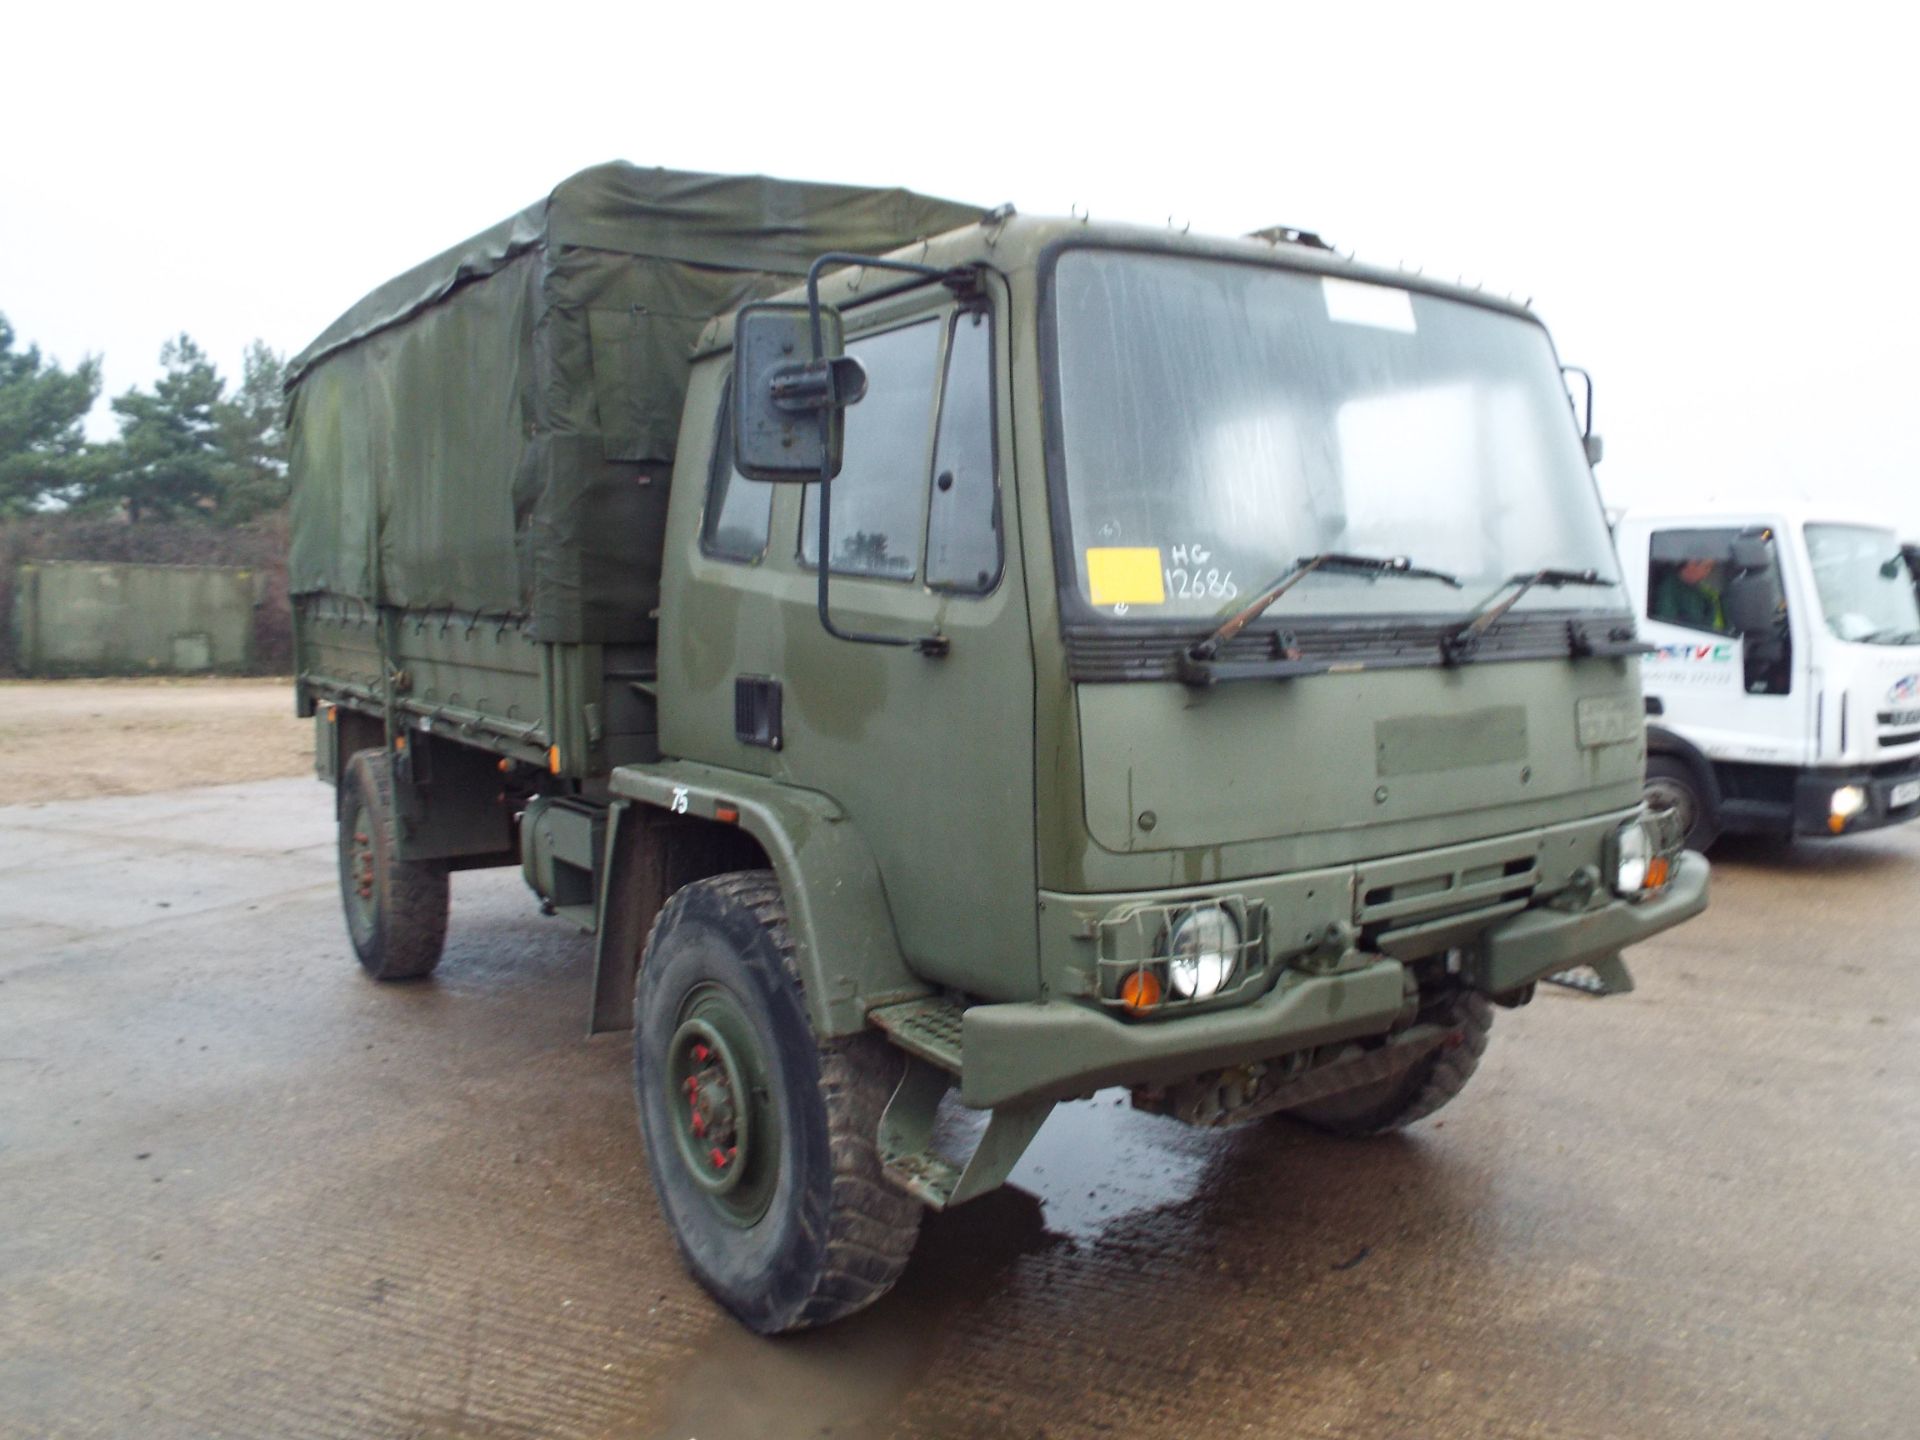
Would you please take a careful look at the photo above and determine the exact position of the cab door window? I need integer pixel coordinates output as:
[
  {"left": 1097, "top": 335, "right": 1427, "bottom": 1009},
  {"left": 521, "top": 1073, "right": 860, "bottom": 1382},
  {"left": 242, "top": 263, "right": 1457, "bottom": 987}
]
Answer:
[
  {"left": 1648, "top": 526, "right": 1792, "bottom": 695},
  {"left": 800, "top": 319, "right": 944, "bottom": 579}
]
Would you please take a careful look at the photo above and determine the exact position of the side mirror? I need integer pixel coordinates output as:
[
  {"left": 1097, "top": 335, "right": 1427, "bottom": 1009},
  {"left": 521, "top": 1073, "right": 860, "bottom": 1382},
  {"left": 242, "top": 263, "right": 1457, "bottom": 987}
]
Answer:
[
  {"left": 1584, "top": 433, "right": 1605, "bottom": 466},
  {"left": 731, "top": 303, "right": 866, "bottom": 482},
  {"left": 1723, "top": 575, "right": 1777, "bottom": 636}
]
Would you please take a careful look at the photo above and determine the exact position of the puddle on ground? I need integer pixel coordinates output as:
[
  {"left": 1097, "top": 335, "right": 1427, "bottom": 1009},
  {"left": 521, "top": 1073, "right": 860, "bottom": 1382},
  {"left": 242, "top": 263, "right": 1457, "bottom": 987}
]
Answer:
[
  {"left": 638, "top": 1092, "right": 1231, "bottom": 1439},
  {"left": 1007, "top": 1089, "right": 1227, "bottom": 1241}
]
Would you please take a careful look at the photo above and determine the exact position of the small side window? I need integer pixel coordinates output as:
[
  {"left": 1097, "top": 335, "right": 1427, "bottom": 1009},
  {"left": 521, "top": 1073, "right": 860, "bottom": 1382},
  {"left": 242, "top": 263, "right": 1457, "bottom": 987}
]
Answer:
[
  {"left": 701, "top": 400, "right": 773, "bottom": 563},
  {"left": 926, "top": 309, "right": 1001, "bottom": 593},
  {"left": 801, "top": 319, "right": 943, "bottom": 580}
]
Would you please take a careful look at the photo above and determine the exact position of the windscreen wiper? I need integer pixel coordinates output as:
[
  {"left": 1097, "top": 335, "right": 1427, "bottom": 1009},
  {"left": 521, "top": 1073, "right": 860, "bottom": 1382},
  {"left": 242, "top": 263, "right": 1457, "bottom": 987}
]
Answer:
[
  {"left": 1189, "top": 552, "right": 1464, "bottom": 663},
  {"left": 1442, "top": 567, "right": 1614, "bottom": 663}
]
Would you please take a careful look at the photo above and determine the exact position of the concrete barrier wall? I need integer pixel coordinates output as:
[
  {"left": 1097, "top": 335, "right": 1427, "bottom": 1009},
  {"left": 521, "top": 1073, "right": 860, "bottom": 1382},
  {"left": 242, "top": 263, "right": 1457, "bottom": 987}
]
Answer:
[{"left": 13, "top": 561, "right": 258, "bottom": 675}]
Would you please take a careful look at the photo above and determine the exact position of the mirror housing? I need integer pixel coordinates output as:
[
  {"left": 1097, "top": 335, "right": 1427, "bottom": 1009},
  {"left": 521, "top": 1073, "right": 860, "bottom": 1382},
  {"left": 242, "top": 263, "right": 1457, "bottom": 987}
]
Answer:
[
  {"left": 731, "top": 302, "right": 866, "bottom": 482},
  {"left": 1584, "top": 433, "right": 1605, "bottom": 466},
  {"left": 1731, "top": 535, "right": 1775, "bottom": 572},
  {"left": 1723, "top": 575, "right": 1777, "bottom": 636}
]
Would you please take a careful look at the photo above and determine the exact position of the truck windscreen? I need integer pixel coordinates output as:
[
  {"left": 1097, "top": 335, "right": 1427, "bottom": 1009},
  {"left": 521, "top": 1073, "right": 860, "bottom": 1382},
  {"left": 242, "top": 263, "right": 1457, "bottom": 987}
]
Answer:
[
  {"left": 1050, "top": 250, "right": 1620, "bottom": 622},
  {"left": 1805, "top": 523, "right": 1920, "bottom": 644}
]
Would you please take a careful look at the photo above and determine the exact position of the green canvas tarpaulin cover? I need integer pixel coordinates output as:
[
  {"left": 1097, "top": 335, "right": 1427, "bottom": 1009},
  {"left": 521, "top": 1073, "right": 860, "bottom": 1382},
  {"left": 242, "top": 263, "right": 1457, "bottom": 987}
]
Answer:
[{"left": 287, "top": 163, "right": 981, "bottom": 641}]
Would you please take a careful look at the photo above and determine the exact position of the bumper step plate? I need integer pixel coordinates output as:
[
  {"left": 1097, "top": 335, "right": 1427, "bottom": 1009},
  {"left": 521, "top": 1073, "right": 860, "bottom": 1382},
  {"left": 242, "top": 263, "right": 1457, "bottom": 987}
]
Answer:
[{"left": 870, "top": 996, "right": 965, "bottom": 1073}]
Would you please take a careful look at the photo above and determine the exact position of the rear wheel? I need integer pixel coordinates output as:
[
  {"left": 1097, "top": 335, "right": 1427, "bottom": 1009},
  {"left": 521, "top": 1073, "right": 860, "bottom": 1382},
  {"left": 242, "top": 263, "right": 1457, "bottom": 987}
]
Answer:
[
  {"left": 634, "top": 871, "right": 921, "bottom": 1334},
  {"left": 1644, "top": 752, "right": 1719, "bottom": 851},
  {"left": 1287, "top": 991, "right": 1494, "bottom": 1136},
  {"left": 338, "top": 749, "right": 449, "bottom": 980}
]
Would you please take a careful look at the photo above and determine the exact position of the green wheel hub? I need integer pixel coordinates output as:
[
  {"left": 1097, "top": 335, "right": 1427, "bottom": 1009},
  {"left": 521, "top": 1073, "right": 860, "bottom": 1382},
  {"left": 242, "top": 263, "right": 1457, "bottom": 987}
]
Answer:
[{"left": 663, "top": 985, "right": 780, "bottom": 1226}]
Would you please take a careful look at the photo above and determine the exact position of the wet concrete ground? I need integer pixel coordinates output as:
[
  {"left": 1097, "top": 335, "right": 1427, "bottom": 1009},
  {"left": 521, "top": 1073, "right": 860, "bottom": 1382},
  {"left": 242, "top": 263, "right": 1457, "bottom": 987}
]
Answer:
[{"left": 2, "top": 779, "right": 1916, "bottom": 1438}]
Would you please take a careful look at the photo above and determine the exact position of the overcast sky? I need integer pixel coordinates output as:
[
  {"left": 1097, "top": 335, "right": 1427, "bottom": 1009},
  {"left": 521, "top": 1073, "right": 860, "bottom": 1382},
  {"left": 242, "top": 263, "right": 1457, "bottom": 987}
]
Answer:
[{"left": 5, "top": 2, "right": 1914, "bottom": 532}]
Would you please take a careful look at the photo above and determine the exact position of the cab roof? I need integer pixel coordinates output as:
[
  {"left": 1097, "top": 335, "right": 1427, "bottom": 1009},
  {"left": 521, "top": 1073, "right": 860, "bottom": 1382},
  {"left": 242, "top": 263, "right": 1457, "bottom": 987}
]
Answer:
[
  {"left": 1615, "top": 503, "right": 1907, "bottom": 534},
  {"left": 693, "top": 211, "right": 1541, "bottom": 356}
]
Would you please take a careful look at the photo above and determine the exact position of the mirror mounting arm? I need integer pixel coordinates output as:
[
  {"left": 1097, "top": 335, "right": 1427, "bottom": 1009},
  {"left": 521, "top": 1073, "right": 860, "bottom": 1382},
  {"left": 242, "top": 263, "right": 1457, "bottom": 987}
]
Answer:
[
  {"left": 800, "top": 252, "right": 976, "bottom": 658},
  {"left": 1561, "top": 364, "right": 1604, "bottom": 465},
  {"left": 769, "top": 354, "right": 868, "bottom": 414}
]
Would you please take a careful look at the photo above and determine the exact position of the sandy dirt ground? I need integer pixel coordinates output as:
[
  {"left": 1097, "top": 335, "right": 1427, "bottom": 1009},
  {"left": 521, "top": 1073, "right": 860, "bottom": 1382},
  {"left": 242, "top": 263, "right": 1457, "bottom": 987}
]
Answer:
[
  {"left": 1, "top": 767, "right": 1917, "bottom": 1437},
  {"left": 0, "top": 679, "right": 310, "bottom": 805}
]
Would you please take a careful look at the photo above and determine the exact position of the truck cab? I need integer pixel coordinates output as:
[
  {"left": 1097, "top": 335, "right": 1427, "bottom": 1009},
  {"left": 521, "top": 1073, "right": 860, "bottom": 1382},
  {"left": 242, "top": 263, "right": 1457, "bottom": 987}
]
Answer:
[{"left": 1614, "top": 506, "right": 1920, "bottom": 845}]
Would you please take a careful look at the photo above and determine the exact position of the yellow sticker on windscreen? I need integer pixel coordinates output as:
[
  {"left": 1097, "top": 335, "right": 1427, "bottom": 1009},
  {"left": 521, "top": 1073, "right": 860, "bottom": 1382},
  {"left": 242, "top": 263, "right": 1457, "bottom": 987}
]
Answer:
[{"left": 1086, "top": 547, "right": 1166, "bottom": 606}]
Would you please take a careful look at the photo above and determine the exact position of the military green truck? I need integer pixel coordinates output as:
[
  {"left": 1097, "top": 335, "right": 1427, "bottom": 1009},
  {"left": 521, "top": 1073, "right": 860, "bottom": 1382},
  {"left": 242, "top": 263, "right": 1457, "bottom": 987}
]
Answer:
[{"left": 289, "top": 162, "right": 1709, "bottom": 1334}]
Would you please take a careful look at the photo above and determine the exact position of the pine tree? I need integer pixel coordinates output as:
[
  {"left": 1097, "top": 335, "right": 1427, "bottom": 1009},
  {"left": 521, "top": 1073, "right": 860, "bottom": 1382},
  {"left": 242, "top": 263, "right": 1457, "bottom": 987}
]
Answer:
[
  {"left": 214, "top": 341, "right": 290, "bottom": 523},
  {"left": 0, "top": 312, "right": 102, "bottom": 516},
  {"left": 95, "top": 335, "right": 235, "bottom": 523}
]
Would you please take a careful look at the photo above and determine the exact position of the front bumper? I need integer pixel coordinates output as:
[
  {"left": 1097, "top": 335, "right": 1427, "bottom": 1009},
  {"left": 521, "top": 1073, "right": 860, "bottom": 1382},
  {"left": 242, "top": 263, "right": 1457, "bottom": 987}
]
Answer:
[
  {"left": 960, "top": 852, "right": 1709, "bottom": 1109},
  {"left": 1792, "top": 759, "right": 1920, "bottom": 837},
  {"left": 1473, "top": 850, "right": 1709, "bottom": 994}
]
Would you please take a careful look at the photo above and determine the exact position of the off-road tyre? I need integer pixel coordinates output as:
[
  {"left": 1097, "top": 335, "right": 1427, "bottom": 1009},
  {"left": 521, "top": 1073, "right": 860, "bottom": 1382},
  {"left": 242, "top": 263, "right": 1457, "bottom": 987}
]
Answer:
[
  {"left": 338, "top": 749, "right": 449, "bottom": 981},
  {"left": 1288, "top": 991, "right": 1494, "bottom": 1137},
  {"left": 633, "top": 870, "right": 921, "bottom": 1334},
  {"left": 1644, "top": 752, "right": 1720, "bottom": 851}
]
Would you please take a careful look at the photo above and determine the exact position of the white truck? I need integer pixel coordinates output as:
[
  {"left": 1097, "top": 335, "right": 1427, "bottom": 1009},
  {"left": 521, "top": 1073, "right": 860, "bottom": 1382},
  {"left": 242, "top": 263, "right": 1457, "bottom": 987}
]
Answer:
[{"left": 1613, "top": 505, "right": 1920, "bottom": 847}]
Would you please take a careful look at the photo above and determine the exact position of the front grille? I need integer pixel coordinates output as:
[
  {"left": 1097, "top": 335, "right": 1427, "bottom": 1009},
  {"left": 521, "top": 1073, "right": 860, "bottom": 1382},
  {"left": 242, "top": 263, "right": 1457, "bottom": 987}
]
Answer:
[{"left": 1357, "top": 852, "right": 1541, "bottom": 939}]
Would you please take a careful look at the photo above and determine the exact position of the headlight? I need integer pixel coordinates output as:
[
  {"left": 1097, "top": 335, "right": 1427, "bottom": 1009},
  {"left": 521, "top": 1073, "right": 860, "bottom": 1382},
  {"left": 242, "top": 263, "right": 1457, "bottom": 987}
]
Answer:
[
  {"left": 1611, "top": 817, "right": 1672, "bottom": 898},
  {"left": 1830, "top": 785, "right": 1867, "bottom": 829},
  {"left": 1167, "top": 905, "right": 1240, "bottom": 999}
]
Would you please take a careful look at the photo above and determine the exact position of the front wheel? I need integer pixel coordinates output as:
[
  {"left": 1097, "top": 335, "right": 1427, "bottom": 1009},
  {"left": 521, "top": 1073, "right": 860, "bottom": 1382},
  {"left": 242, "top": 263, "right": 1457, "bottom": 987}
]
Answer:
[
  {"left": 1644, "top": 752, "right": 1719, "bottom": 851},
  {"left": 1287, "top": 991, "right": 1494, "bottom": 1136},
  {"left": 633, "top": 871, "right": 921, "bottom": 1334}
]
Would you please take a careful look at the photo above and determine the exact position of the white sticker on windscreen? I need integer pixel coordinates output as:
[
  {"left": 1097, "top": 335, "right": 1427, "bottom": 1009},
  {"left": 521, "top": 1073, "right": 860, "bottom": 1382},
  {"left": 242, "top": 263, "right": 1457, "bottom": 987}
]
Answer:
[{"left": 1322, "top": 277, "right": 1417, "bottom": 333}]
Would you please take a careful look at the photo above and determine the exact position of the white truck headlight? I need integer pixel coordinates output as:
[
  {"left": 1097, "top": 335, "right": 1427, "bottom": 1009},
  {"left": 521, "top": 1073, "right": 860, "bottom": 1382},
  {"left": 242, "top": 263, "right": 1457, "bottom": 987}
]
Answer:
[
  {"left": 1829, "top": 785, "right": 1867, "bottom": 826},
  {"left": 1167, "top": 905, "right": 1240, "bottom": 999}
]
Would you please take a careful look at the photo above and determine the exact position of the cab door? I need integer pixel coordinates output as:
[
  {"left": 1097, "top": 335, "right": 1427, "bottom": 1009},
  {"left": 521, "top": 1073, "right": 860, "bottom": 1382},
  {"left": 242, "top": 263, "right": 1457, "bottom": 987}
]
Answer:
[
  {"left": 664, "top": 278, "right": 1040, "bottom": 1003},
  {"left": 1639, "top": 523, "right": 1812, "bottom": 765}
]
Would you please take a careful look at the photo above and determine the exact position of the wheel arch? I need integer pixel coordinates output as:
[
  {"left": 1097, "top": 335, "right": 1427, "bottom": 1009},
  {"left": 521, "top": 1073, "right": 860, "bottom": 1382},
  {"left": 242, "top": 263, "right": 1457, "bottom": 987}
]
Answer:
[
  {"left": 1644, "top": 724, "right": 1723, "bottom": 810},
  {"left": 593, "top": 764, "right": 928, "bottom": 1038}
]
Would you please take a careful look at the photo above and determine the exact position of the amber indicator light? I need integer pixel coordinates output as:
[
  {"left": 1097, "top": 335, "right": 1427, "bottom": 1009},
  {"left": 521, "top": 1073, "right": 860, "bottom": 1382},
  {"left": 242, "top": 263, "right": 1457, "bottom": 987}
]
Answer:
[{"left": 1120, "top": 970, "right": 1163, "bottom": 1014}]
